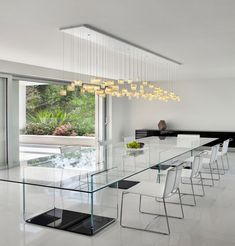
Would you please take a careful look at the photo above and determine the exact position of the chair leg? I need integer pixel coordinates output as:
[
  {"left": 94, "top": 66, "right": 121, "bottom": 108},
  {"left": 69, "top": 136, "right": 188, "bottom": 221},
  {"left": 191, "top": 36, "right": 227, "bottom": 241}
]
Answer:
[
  {"left": 208, "top": 163, "right": 215, "bottom": 185},
  {"left": 190, "top": 178, "right": 196, "bottom": 206},
  {"left": 203, "top": 161, "right": 225, "bottom": 175},
  {"left": 120, "top": 191, "right": 125, "bottom": 227},
  {"left": 143, "top": 195, "right": 184, "bottom": 218},
  {"left": 219, "top": 155, "right": 228, "bottom": 171},
  {"left": 206, "top": 161, "right": 220, "bottom": 180},
  {"left": 220, "top": 156, "right": 226, "bottom": 174},
  {"left": 181, "top": 177, "right": 212, "bottom": 188},
  {"left": 177, "top": 188, "right": 184, "bottom": 218},
  {"left": 139, "top": 195, "right": 142, "bottom": 213},
  {"left": 199, "top": 172, "right": 205, "bottom": 196},
  {"left": 202, "top": 160, "right": 221, "bottom": 182},
  {"left": 226, "top": 153, "right": 230, "bottom": 170},
  {"left": 162, "top": 198, "right": 170, "bottom": 235},
  {"left": 121, "top": 192, "right": 171, "bottom": 235},
  {"left": 215, "top": 160, "right": 221, "bottom": 179}
]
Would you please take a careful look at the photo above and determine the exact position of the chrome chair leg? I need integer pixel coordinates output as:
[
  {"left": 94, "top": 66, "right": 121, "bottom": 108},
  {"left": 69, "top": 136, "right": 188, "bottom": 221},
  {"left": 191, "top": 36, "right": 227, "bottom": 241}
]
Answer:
[
  {"left": 213, "top": 160, "right": 221, "bottom": 179},
  {"left": 174, "top": 179, "right": 197, "bottom": 206},
  {"left": 121, "top": 192, "right": 173, "bottom": 235},
  {"left": 190, "top": 178, "right": 196, "bottom": 205},
  {"left": 138, "top": 194, "right": 142, "bottom": 213},
  {"left": 183, "top": 176, "right": 213, "bottom": 187},
  {"left": 208, "top": 163, "right": 215, "bottom": 185},
  {"left": 177, "top": 188, "right": 184, "bottom": 218},
  {"left": 199, "top": 172, "right": 205, "bottom": 196},
  {"left": 199, "top": 164, "right": 215, "bottom": 186},
  {"left": 203, "top": 160, "right": 225, "bottom": 175},
  {"left": 209, "top": 157, "right": 226, "bottom": 174},
  {"left": 220, "top": 156, "right": 226, "bottom": 174},
  {"left": 163, "top": 198, "right": 170, "bottom": 235},
  {"left": 181, "top": 174, "right": 206, "bottom": 196},
  {"left": 226, "top": 153, "right": 230, "bottom": 170},
  {"left": 120, "top": 191, "right": 125, "bottom": 227},
  {"left": 142, "top": 195, "right": 184, "bottom": 218}
]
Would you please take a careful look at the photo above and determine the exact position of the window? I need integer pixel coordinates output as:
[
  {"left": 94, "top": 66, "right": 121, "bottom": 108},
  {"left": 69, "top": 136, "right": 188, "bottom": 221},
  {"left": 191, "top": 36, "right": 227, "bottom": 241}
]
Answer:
[{"left": 19, "top": 81, "right": 97, "bottom": 161}]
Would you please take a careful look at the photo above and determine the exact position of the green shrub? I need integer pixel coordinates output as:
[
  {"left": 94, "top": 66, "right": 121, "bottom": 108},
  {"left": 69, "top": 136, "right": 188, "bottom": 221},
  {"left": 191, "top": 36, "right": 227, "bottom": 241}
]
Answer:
[
  {"left": 24, "top": 123, "right": 54, "bottom": 135},
  {"left": 27, "top": 110, "right": 71, "bottom": 128},
  {"left": 25, "top": 85, "right": 95, "bottom": 136}
]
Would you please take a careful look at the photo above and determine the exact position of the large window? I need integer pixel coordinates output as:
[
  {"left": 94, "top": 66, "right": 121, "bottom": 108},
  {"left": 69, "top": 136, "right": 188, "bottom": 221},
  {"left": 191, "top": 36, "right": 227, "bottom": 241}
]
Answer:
[
  {"left": 0, "top": 78, "right": 107, "bottom": 165},
  {"left": 19, "top": 81, "right": 96, "bottom": 161},
  {"left": 21, "top": 82, "right": 95, "bottom": 136}
]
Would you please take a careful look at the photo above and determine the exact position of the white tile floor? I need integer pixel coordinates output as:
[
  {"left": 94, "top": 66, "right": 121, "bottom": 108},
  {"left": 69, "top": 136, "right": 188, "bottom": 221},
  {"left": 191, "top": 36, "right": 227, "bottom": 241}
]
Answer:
[{"left": 1, "top": 153, "right": 235, "bottom": 246}]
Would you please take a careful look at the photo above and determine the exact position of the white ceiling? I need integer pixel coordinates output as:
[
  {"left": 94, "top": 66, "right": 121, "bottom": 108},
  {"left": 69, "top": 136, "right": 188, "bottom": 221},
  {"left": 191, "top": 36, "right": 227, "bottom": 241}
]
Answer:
[{"left": 0, "top": 0, "right": 235, "bottom": 80}]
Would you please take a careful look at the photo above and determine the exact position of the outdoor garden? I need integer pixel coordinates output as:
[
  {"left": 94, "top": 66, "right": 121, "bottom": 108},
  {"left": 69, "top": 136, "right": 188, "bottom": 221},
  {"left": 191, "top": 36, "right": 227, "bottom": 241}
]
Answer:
[{"left": 23, "top": 84, "right": 95, "bottom": 137}]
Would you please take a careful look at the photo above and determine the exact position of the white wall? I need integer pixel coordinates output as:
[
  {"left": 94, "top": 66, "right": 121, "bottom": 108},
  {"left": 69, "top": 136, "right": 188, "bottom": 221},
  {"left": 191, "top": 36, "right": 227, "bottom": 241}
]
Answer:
[
  {"left": 19, "top": 84, "right": 26, "bottom": 130},
  {"left": 0, "top": 59, "right": 89, "bottom": 83},
  {"left": 112, "top": 79, "right": 235, "bottom": 140},
  {"left": 7, "top": 80, "right": 20, "bottom": 167},
  {"left": 0, "top": 78, "right": 6, "bottom": 166},
  {"left": 111, "top": 96, "right": 130, "bottom": 143}
]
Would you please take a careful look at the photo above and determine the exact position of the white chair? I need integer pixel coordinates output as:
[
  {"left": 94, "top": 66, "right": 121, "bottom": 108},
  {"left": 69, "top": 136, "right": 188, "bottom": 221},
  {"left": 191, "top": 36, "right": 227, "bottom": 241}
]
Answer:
[
  {"left": 180, "top": 151, "right": 207, "bottom": 205},
  {"left": 201, "top": 144, "right": 221, "bottom": 185},
  {"left": 220, "top": 139, "right": 232, "bottom": 170},
  {"left": 120, "top": 162, "right": 184, "bottom": 235},
  {"left": 158, "top": 152, "right": 206, "bottom": 207},
  {"left": 207, "top": 139, "right": 232, "bottom": 172},
  {"left": 186, "top": 144, "right": 220, "bottom": 186}
]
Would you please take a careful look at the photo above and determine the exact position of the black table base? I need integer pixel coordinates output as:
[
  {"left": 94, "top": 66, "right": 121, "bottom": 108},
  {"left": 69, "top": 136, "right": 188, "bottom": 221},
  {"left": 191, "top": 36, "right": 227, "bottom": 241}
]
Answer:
[
  {"left": 109, "top": 180, "right": 140, "bottom": 189},
  {"left": 26, "top": 208, "right": 115, "bottom": 236}
]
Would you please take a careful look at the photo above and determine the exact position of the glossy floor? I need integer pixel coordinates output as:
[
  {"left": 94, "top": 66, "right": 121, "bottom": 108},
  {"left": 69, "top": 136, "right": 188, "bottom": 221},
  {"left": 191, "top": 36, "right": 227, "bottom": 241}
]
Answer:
[{"left": 1, "top": 153, "right": 235, "bottom": 246}]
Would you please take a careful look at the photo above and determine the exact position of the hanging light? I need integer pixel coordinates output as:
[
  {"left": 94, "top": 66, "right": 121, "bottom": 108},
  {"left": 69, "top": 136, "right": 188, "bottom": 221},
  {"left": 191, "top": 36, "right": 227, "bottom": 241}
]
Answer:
[
  {"left": 59, "top": 25, "right": 181, "bottom": 102},
  {"left": 118, "top": 79, "right": 124, "bottom": 85},
  {"left": 60, "top": 89, "right": 67, "bottom": 96},
  {"left": 74, "top": 80, "right": 83, "bottom": 86},
  {"left": 67, "top": 84, "right": 75, "bottom": 91}
]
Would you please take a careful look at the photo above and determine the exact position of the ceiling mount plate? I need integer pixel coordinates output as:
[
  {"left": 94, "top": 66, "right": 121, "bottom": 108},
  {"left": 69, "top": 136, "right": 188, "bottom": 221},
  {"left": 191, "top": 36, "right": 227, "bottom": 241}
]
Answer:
[{"left": 60, "top": 24, "right": 182, "bottom": 65}]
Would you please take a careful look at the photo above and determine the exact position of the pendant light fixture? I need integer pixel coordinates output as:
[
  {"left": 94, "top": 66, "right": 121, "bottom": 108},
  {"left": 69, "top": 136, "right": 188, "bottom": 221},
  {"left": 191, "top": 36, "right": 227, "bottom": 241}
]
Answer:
[{"left": 59, "top": 25, "right": 181, "bottom": 102}]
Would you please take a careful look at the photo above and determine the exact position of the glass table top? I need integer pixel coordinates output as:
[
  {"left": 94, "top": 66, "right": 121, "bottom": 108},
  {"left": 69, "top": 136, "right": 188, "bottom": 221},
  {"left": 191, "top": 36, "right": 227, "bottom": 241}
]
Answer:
[{"left": 0, "top": 137, "right": 217, "bottom": 193}]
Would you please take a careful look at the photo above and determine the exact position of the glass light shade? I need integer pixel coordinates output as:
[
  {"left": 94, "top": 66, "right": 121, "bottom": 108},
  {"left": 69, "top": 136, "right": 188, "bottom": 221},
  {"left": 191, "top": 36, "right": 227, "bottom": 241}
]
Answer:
[
  {"left": 143, "top": 81, "right": 148, "bottom": 86},
  {"left": 67, "top": 85, "right": 75, "bottom": 91},
  {"left": 90, "top": 79, "right": 101, "bottom": 84},
  {"left": 74, "top": 80, "right": 83, "bottom": 86},
  {"left": 59, "top": 90, "right": 67, "bottom": 96},
  {"left": 118, "top": 80, "right": 124, "bottom": 84}
]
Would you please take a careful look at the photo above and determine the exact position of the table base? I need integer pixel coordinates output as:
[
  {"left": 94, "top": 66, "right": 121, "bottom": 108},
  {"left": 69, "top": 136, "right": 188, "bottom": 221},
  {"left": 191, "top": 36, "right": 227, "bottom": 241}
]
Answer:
[
  {"left": 109, "top": 180, "right": 140, "bottom": 189},
  {"left": 26, "top": 208, "right": 115, "bottom": 236}
]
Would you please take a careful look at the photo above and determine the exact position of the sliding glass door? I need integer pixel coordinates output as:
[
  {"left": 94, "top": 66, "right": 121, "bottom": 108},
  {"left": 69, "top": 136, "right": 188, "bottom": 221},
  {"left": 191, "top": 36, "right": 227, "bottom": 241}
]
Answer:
[
  {"left": 0, "top": 76, "right": 107, "bottom": 166},
  {"left": 18, "top": 80, "right": 99, "bottom": 161},
  {"left": 0, "top": 77, "right": 7, "bottom": 167}
]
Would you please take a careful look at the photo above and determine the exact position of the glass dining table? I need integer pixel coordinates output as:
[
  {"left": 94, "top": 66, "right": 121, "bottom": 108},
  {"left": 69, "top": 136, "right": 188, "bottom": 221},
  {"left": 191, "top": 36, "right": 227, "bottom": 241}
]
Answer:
[{"left": 0, "top": 136, "right": 217, "bottom": 236}]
